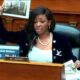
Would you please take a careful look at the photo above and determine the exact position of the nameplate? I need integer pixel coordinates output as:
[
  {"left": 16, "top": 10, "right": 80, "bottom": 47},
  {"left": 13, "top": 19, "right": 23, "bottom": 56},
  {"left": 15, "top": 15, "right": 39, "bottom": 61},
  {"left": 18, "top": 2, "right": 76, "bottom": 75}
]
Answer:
[{"left": 5, "top": 56, "right": 29, "bottom": 62}]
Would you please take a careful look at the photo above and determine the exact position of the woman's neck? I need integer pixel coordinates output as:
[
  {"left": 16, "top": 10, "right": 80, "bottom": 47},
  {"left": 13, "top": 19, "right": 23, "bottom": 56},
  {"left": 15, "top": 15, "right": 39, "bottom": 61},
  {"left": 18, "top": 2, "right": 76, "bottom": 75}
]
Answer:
[
  {"left": 38, "top": 32, "right": 50, "bottom": 39},
  {"left": 36, "top": 32, "right": 53, "bottom": 50},
  {"left": 37, "top": 32, "right": 52, "bottom": 46}
]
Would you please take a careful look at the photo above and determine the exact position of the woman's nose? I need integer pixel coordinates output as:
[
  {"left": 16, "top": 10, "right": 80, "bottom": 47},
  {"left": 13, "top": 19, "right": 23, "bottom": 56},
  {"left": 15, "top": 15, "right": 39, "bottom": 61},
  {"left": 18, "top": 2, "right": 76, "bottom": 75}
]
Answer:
[{"left": 36, "top": 22, "right": 40, "bottom": 26}]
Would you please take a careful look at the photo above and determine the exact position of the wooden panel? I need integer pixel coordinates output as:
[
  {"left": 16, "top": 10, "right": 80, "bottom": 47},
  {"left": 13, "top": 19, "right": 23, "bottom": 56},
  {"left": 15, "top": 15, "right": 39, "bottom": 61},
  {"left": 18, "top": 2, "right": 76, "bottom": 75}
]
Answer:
[
  {"left": 0, "top": 0, "right": 80, "bottom": 30},
  {"left": 12, "top": 19, "right": 27, "bottom": 32},
  {"left": 0, "top": 60, "right": 65, "bottom": 80},
  {"left": 30, "top": 0, "right": 80, "bottom": 29},
  {"left": 0, "top": 0, "right": 3, "bottom": 5},
  {"left": 2, "top": 16, "right": 27, "bottom": 31},
  {"left": 31, "top": 0, "right": 80, "bottom": 14},
  {"left": 2, "top": 16, "right": 13, "bottom": 31}
]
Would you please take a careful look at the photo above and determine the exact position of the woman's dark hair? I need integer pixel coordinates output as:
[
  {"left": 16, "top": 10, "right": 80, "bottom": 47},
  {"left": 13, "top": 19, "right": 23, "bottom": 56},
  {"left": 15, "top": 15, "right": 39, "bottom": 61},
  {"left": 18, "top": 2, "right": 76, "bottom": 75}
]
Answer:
[{"left": 25, "top": 6, "right": 55, "bottom": 51}]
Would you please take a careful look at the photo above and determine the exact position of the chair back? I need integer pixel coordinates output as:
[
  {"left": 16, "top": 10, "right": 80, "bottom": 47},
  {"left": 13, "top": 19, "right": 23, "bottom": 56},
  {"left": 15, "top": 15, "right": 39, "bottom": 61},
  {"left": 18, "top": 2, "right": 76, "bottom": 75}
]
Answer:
[{"left": 54, "top": 23, "right": 80, "bottom": 59}]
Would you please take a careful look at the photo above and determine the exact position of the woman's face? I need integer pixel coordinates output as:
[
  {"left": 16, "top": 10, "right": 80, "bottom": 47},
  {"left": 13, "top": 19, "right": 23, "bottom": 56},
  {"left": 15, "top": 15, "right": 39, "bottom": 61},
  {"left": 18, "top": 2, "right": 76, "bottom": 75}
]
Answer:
[{"left": 34, "top": 14, "right": 51, "bottom": 35}]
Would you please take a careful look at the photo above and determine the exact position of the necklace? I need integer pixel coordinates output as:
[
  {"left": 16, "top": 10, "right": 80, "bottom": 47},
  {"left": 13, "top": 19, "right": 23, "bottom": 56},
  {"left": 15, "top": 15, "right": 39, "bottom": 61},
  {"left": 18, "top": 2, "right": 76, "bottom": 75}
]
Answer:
[{"left": 38, "top": 33, "right": 52, "bottom": 46}]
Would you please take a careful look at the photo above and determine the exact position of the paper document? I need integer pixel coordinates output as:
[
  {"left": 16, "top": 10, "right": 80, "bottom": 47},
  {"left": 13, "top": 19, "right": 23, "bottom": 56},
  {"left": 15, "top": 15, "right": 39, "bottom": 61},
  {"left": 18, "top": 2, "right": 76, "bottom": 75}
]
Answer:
[{"left": 64, "top": 60, "right": 80, "bottom": 80}]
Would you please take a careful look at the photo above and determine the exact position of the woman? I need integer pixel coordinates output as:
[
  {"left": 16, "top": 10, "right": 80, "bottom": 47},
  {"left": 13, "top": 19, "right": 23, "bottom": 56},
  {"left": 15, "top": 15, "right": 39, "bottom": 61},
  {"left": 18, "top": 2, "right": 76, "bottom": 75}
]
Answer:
[{"left": 0, "top": 6, "right": 80, "bottom": 68}]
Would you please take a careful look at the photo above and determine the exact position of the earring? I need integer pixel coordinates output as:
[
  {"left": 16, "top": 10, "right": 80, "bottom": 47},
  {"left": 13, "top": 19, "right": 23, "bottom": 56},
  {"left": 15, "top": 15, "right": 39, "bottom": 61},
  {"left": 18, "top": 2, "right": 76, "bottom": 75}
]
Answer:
[{"left": 49, "top": 25, "right": 50, "bottom": 29}]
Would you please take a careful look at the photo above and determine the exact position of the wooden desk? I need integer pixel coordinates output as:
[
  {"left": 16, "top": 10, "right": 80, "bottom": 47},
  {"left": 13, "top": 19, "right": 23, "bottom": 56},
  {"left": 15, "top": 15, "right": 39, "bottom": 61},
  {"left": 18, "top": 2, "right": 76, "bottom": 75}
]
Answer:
[{"left": 0, "top": 60, "right": 65, "bottom": 80}]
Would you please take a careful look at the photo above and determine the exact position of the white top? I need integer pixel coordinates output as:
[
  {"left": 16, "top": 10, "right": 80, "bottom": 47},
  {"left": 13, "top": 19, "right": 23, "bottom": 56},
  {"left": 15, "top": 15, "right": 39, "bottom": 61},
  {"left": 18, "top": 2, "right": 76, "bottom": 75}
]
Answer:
[{"left": 28, "top": 46, "right": 52, "bottom": 63}]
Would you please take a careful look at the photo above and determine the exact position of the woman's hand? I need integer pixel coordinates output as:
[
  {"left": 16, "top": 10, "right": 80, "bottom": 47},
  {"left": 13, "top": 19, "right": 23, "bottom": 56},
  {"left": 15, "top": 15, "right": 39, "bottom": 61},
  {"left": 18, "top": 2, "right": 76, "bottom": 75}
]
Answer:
[
  {"left": 73, "top": 60, "right": 80, "bottom": 68},
  {"left": 0, "top": 6, "right": 3, "bottom": 15}
]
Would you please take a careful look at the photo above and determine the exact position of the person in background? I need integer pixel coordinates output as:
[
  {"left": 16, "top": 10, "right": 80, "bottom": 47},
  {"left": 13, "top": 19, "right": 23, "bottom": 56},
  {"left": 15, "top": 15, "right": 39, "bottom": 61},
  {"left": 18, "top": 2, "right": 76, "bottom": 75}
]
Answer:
[{"left": 0, "top": 6, "right": 80, "bottom": 68}]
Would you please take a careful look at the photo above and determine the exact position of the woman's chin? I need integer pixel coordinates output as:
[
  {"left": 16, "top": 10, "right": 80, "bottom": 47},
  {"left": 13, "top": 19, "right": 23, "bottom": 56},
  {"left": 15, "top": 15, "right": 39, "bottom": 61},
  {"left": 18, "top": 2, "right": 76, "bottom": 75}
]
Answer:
[{"left": 36, "top": 31, "right": 42, "bottom": 35}]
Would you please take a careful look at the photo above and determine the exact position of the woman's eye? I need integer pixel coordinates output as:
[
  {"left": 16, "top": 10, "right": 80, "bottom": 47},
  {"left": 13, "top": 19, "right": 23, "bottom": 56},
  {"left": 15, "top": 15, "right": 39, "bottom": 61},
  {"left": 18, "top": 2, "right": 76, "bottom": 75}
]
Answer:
[
  {"left": 34, "top": 20, "right": 46, "bottom": 24},
  {"left": 41, "top": 21, "right": 45, "bottom": 23}
]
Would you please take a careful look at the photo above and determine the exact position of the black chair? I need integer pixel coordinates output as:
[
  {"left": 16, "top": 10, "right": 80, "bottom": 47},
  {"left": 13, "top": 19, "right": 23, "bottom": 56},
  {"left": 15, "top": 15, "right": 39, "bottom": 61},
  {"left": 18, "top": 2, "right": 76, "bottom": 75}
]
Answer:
[{"left": 54, "top": 23, "right": 80, "bottom": 59}]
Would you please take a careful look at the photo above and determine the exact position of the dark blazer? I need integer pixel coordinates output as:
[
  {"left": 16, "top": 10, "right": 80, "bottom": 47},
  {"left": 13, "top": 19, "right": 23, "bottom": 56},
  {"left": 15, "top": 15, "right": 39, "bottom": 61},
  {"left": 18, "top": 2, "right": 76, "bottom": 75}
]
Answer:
[
  {"left": 17, "top": 31, "right": 77, "bottom": 63},
  {"left": 52, "top": 32, "right": 77, "bottom": 63},
  {"left": 0, "top": 17, "right": 77, "bottom": 63}
]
